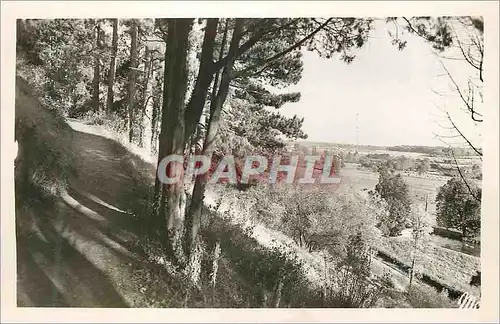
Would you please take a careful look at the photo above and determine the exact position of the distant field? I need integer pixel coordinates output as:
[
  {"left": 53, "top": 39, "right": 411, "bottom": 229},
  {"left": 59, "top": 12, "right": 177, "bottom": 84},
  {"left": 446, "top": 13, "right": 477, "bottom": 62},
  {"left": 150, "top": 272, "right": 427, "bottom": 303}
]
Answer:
[{"left": 338, "top": 163, "right": 450, "bottom": 215}]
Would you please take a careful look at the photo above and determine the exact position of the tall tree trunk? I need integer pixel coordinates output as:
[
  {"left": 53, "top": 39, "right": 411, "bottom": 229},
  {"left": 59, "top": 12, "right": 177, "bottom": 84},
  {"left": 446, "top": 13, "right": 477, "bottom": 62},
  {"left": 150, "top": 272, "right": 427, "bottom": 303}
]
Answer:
[
  {"left": 151, "top": 80, "right": 161, "bottom": 155},
  {"left": 183, "top": 18, "right": 219, "bottom": 142},
  {"left": 154, "top": 18, "right": 193, "bottom": 246},
  {"left": 106, "top": 18, "right": 118, "bottom": 114},
  {"left": 139, "top": 46, "right": 152, "bottom": 147},
  {"left": 183, "top": 19, "right": 243, "bottom": 258},
  {"left": 92, "top": 21, "right": 102, "bottom": 112},
  {"left": 127, "top": 20, "right": 138, "bottom": 143}
]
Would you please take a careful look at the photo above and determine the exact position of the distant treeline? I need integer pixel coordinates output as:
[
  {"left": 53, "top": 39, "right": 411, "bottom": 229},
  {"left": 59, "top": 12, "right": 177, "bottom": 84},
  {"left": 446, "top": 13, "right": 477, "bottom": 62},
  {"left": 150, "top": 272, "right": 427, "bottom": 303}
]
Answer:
[
  {"left": 387, "top": 145, "right": 480, "bottom": 157},
  {"left": 296, "top": 143, "right": 481, "bottom": 157}
]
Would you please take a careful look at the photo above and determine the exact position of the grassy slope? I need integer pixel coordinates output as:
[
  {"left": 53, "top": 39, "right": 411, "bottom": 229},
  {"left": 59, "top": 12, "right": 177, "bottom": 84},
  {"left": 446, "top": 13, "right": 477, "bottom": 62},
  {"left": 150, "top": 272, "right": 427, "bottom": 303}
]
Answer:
[
  {"left": 377, "top": 236, "right": 480, "bottom": 296},
  {"left": 15, "top": 76, "right": 77, "bottom": 197}
]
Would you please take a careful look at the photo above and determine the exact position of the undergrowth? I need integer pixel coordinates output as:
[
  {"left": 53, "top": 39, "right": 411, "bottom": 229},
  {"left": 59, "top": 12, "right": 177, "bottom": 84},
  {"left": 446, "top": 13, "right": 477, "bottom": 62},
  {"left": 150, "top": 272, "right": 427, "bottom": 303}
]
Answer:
[{"left": 15, "top": 75, "right": 77, "bottom": 205}]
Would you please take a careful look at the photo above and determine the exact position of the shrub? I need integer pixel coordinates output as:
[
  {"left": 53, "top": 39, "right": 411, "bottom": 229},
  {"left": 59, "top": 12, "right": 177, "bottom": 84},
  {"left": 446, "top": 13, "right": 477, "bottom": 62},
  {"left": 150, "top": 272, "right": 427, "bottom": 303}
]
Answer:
[
  {"left": 436, "top": 177, "right": 481, "bottom": 239},
  {"left": 325, "top": 233, "right": 392, "bottom": 308},
  {"left": 406, "top": 284, "right": 456, "bottom": 308},
  {"left": 375, "top": 166, "right": 412, "bottom": 236}
]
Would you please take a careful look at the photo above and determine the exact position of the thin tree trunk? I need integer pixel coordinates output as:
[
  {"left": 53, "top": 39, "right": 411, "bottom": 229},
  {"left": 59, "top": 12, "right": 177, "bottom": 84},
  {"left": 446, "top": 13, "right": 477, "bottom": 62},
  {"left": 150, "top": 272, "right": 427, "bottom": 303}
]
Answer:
[
  {"left": 151, "top": 82, "right": 160, "bottom": 155},
  {"left": 127, "top": 19, "right": 138, "bottom": 143},
  {"left": 106, "top": 18, "right": 118, "bottom": 114},
  {"left": 273, "top": 279, "right": 284, "bottom": 308},
  {"left": 409, "top": 256, "right": 415, "bottom": 288},
  {"left": 92, "top": 20, "right": 102, "bottom": 112},
  {"left": 139, "top": 46, "right": 152, "bottom": 147},
  {"left": 409, "top": 238, "right": 418, "bottom": 290},
  {"left": 183, "top": 19, "right": 243, "bottom": 258},
  {"left": 323, "top": 253, "right": 328, "bottom": 304}
]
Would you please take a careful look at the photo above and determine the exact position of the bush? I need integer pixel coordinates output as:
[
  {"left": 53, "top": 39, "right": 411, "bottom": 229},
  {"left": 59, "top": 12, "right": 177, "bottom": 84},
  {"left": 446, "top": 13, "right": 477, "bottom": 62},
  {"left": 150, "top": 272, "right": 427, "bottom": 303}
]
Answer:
[
  {"left": 436, "top": 177, "right": 481, "bottom": 239},
  {"left": 81, "top": 110, "right": 129, "bottom": 135},
  {"left": 326, "top": 234, "right": 392, "bottom": 308},
  {"left": 377, "top": 283, "right": 456, "bottom": 308},
  {"left": 202, "top": 215, "right": 312, "bottom": 307},
  {"left": 406, "top": 284, "right": 456, "bottom": 308},
  {"left": 375, "top": 166, "right": 412, "bottom": 236}
]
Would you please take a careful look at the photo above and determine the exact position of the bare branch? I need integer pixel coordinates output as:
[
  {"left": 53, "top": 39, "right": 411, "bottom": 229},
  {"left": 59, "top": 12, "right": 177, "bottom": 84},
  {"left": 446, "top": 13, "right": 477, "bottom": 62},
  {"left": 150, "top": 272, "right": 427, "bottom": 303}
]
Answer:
[
  {"left": 449, "top": 149, "right": 481, "bottom": 202},
  {"left": 446, "top": 112, "right": 482, "bottom": 158},
  {"left": 440, "top": 61, "right": 483, "bottom": 122},
  {"left": 451, "top": 22, "right": 484, "bottom": 82},
  {"left": 451, "top": 25, "right": 481, "bottom": 71}
]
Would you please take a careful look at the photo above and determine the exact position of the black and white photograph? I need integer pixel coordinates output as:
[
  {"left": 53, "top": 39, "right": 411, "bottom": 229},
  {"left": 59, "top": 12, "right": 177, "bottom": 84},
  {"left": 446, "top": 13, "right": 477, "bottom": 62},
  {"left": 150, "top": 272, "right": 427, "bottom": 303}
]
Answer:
[{"left": 1, "top": 1, "right": 499, "bottom": 322}]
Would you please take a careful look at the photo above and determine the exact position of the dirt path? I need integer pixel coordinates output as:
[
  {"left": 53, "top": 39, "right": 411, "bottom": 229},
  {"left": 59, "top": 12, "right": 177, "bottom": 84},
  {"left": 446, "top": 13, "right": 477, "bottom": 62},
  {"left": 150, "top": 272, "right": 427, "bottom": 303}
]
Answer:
[{"left": 17, "top": 126, "right": 155, "bottom": 307}]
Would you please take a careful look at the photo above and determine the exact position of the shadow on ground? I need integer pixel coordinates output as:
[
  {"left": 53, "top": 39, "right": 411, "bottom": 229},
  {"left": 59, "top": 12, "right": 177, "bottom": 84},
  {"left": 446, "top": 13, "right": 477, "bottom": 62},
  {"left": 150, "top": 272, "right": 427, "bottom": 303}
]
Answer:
[{"left": 16, "top": 130, "right": 155, "bottom": 307}]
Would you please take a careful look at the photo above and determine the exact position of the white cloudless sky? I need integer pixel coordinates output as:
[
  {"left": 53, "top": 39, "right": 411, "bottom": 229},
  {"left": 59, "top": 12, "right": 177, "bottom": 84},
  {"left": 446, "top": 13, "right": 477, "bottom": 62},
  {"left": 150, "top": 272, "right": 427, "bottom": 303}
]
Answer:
[{"left": 278, "top": 19, "right": 482, "bottom": 147}]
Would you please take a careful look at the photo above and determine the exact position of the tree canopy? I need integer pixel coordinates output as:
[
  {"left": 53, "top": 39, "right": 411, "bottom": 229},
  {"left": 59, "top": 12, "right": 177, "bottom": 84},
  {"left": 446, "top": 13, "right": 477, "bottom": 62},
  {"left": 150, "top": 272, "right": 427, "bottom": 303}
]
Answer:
[
  {"left": 374, "top": 166, "right": 412, "bottom": 237},
  {"left": 436, "top": 177, "right": 481, "bottom": 239}
]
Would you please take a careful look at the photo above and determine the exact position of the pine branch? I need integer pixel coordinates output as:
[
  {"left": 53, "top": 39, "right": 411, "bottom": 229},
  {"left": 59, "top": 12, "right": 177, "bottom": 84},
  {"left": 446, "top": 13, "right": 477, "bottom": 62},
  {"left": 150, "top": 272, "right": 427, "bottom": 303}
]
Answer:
[{"left": 234, "top": 18, "right": 333, "bottom": 78}]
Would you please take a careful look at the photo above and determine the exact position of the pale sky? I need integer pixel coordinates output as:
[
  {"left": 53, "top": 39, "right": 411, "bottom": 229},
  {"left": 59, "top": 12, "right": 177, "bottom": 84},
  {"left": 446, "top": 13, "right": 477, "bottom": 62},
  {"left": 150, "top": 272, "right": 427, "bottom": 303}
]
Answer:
[{"left": 279, "top": 19, "right": 483, "bottom": 148}]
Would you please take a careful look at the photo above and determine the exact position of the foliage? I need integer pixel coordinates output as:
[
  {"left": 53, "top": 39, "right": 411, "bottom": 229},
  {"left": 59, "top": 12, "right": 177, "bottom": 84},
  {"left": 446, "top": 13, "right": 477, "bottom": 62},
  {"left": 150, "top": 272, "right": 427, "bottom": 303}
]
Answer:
[
  {"left": 16, "top": 18, "right": 165, "bottom": 150},
  {"left": 386, "top": 17, "right": 455, "bottom": 52},
  {"left": 326, "top": 233, "right": 391, "bottom": 307},
  {"left": 470, "top": 164, "right": 482, "bottom": 180},
  {"left": 374, "top": 166, "right": 412, "bottom": 236},
  {"left": 416, "top": 158, "right": 430, "bottom": 175},
  {"left": 211, "top": 184, "right": 396, "bottom": 307},
  {"left": 245, "top": 185, "right": 383, "bottom": 255},
  {"left": 357, "top": 154, "right": 436, "bottom": 175},
  {"left": 201, "top": 213, "right": 315, "bottom": 307},
  {"left": 405, "top": 284, "right": 455, "bottom": 308},
  {"left": 409, "top": 205, "right": 434, "bottom": 244},
  {"left": 216, "top": 98, "right": 308, "bottom": 155},
  {"left": 343, "top": 151, "right": 360, "bottom": 163},
  {"left": 436, "top": 177, "right": 481, "bottom": 238},
  {"left": 387, "top": 145, "right": 450, "bottom": 156},
  {"left": 17, "top": 19, "right": 97, "bottom": 115},
  {"left": 80, "top": 110, "right": 130, "bottom": 135},
  {"left": 379, "top": 282, "right": 456, "bottom": 308}
]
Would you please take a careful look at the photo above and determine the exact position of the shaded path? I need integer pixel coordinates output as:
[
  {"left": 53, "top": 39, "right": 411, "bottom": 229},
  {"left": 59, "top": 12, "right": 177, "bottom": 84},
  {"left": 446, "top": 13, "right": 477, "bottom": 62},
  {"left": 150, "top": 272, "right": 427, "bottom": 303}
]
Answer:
[{"left": 17, "top": 127, "right": 155, "bottom": 307}]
